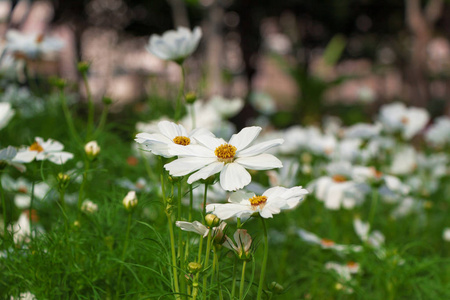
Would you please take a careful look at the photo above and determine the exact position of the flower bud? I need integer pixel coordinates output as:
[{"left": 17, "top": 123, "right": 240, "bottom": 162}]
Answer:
[
  {"left": 48, "top": 76, "right": 67, "bottom": 89},
  {"left": 81, "top": 200, "right": 98, "bottom": 214},
  {"left": 77, "top": 61, "right": 90, "bottom": 73},
  {"left": 85, "top": 141, "right": 100, "bottom": 160},
  {"left": 188, "top": 262, "right": 202, "bottom": 274},
  {"left": 102, "top": 97, "right": 113, "bottom": 105},
  {"left": 123, "top": 191, "right": 138, "bottom": 211},
  {"left": 269, "top": 282, "right": 284, "bottom": 293},
  {"left": 185, "top": 92, "right": 197, "bottom": 104},
  {"left": 205, "top": 214, "right": 220, "bottom": 228},
  {"left": 57, "top": 172, "right": 70, "bottom": 190}
]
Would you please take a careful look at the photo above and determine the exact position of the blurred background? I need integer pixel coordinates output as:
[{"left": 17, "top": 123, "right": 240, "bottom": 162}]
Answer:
[{"left": 1, "top": 0, "right": 450, "bottom": 126}]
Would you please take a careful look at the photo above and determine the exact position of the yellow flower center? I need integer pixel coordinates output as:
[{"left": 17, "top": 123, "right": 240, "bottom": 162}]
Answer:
[
  {"left": 173, "top": 136, "right": 191, "bottom": 146},
  {"left": 35, "top": 34, "right": 45, "bottom": 44},
  {"left": 321, "top": 238, "right": 335, "bottom": 247},
  {"left": 401, "top": 116, "right": 409, "bottom": 124},
  {"left": 18, "top": 186, "right": 28, "bottom": 194},
  {"left": 30, "top": 142, "right": 44, "bottom": 152},
  {"left": 249, "top": 195, "right": 268, "bottom": 209},
  {"left": 332, "top": 174, "right": 347, "bottom": 183},
  {"left": 214, "top": 144, "right": 237, "bottom": 163}
]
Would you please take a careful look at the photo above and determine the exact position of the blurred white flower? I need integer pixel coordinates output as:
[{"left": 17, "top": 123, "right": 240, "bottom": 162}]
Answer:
[
  {"left": 146, "top": 27, "right": 202, "bottom": 63},
  {"left": 1, "top": 174, "right": 50, "bottom": 209},
  {"left": 6, "top": 30, "right": 64, "bottom": 59},
  {"left": 165, "top": 126, "right": 283, "bottom": 191},
  {"left": 378, "top": 102, "right": 429, "bottom": 140},
  {"left": 325, "top": 261, "right": 360, "bottom": 282},
  {"left": 81, "top": 200, "right": 98, "bottom": 214},
  {"left": 249, "top": 91, "right": 277, "bottom": 115},
  {"left": 207, "top": 186, "right": 308, "bottom": 219},
  {"left": 443, "top": 228, "right": 450, "bottom": 242},
  {"left": 390, "top": 146, "right": 417, "bottom": 175},
  {"left": 116, "top": 177, "right": 152, "bottom": 193},
  {"left": 0, "top": 146, "right": 27, "bottom": 172},
  {"left": 123, "top": 191, "right": 138, "bottom": 210},
  {"left": 267, "top": 159, "right": 299, "bottom": 187},
  {"left": 14, "top": 137, "right": 74, "bottom": 165},
  {"left": 297, "top": 228, "right": 363, "bottom": 253},
  {"left": 425, "top": 116, "right": 450, "bottom": 148},
  {"left": 308, "top": 161, "right": 370, "bottom": 210},
  {"left": 344, "top": 123, "right": 382, "bottom": 140},
  {"left": 0, "top": 102, "right": 15, "bottom": 130},
  {"left": 136, "top": 120, "right": 213, "bottom": 158}
]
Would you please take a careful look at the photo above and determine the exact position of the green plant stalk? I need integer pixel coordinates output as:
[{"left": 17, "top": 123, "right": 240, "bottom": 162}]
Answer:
[
  {"left": 177, "top": 180, "right": 186, "bottom": 298},
  {"left": 197, "top": 234, "right": 204, "bottom": 264},
  {"left": 210, "top": 248, "right": 217, "bottom": 286},
  {"left": 77, "top": 159, "right": 90, "bottom": 217},
  {"left": 160, "top": 159, "right": 181, "bottom": 299},
  {"left": 192, "top": 273, "right": 200, "bottom": 300},
  {"left": 175, "top": 65, "right": 186, "bottom": 122},
  {"left": 368, "top": 188, "right": 378, "bottom": 229},
  {"left": 1, "top": 175, "right": 7, "bottom": 239},
  {"left": 116, "top": 212, "right": 132, "bottom": 298},
  {"left": 29, "top": 181, "right": 35, "bottom": 239},
  {"left": 231, "top": 258, "right": 238, "bottom": 299},
  {"left": 185, "top": 185, "right": 194, "bottom": 260},
  {"left": 190, "top": 104, "right": 196, "bottom": 129},
  {"left": 59, "top": 189, "right": 66, "bottom": 214},
  {"left": 60, "top": 90, "right": 83, "bottom": 146},
  {"left": 81, "top": 72, "right": 95, "bottom": 141},
  {"left": 202, "top": 183, "right": 208, "bottom": 224},
  {"left": 93, "top": 104, "right": 110, "bottom": 139},
  {"left": 202, "top": 231, "right": 213, "bottom": 300},
  {"left": 256, "top": 217, "right": 269, "bottom": 300},
  {"left": 215, "top": 247, "right": 223, "bottom": 300},
  {"left": 239, "top": 261, "right": 247, "bottom": 300}
]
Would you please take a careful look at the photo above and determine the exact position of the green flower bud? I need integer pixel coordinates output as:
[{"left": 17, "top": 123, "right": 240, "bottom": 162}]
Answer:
[
  {"left": 77, "top": 61, "right": 90, "bottom": 73},
  {"left": 205, "top": 214, "right": 220, "bottom": 227},
  {"left": 185, "top": 92, "right": 197, "bottom": 104},
  {"left": 269, "top": 282, "right": 284, "bottom": 293},
  {"left": 188, "top": 262, "right": 202, "bottom": 274}
]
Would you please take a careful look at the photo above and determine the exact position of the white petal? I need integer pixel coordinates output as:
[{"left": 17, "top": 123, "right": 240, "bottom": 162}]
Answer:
[
  {"left": 297, "top": 229, "right": 321, "bottom": 244},
  {"left": 13, "top": 150, "right": 37, "bottom": 163},
  {"left": 187, "top": 162, "right": 224, "bottom": 183},
  {"left": 167, "top": 143, "right": 214, "bottom": 158},
  {"left": 158, "top": 121, "right": 183, "bottom": 139},
  {"left": 176, "top": 221, "right": 208, "bottom": 237},
  {"left": 229, "top": 126, "right": 262, "bottom": 151},
  {"left": 165, "top": 157, "right": 216, "bottom": 176},
  {"left": 193, "top": 135, "right": 225, "bottom": 150},
  {"left": 235, "top": 154, "right": 282, "bottom": 170},
  {"left": 46, "top": 152, "right": 74, "bottom": 164},
  {"left": 207, "top": 203, "right": 252, "bottom": 220},
  {"left": 237, "top": 139, "right": 284, "bottom": 157},
  {"left": 219, "top": 163, "right": 251, "bottom": 191}
]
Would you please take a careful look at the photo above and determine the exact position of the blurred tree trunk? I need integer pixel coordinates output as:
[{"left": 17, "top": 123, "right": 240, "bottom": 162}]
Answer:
[
  {"left": 205, "top": 0, "right": 224, "bottom": 97},
  {"left": 167, "top": 0, "right": 190, "bottom": 28},
  {"left": 405, "top": 0, "right": 443, "bottom": 107}
]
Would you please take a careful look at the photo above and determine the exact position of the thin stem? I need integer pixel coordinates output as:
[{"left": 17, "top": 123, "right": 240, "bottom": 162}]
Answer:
[
  {"left": 1, "top": 175, "right": 7, "bottom": 239},
  {"left": 60, "top": 90, "right": 83, "bottom": 146},
  {"left": 167, "top": 211, "right": 181, "bottom": 299},
  {"left": 81, "top": 72, "right": 95, "bottom": 141},
  {"left": 231, "top": 258, "right": 238, "bottom": 299},
  {"left": 116, "top": 212, "right": 132, "bottom": 298},
  {"left": 175, "top": 65, "right": 186, "bottom": 122},
  {"left": 215, "top": 247, "right": 223, "bottom": 300},
  {"left": 202, "top": 231, "right": 213, "bottom": 300},
  {"left": 177, "top": 180, "right": 186, "bottom": 298},
  {"left": 239, "top": 261, "right": 247, "bottom": 300},
  {"left": 192, "top": 273, "right": 200, "bottom": 300},
  {"left": 202, "top": 183, "right": 208, "bottom": 224},
  {"left": 93, "top": 104, "right": 110, "bottom": 139},
  {"left": 77, "top": 159, "right": 90, "bottom": 217},
  {"left": 368, "top": 188, "right": 378, "bottom": 229},
  {"left": 256, "top": 217, "right": 269, "bottom": 300},
  {"left": 190, "top": 104, "right": 196, "bottom": 129}
]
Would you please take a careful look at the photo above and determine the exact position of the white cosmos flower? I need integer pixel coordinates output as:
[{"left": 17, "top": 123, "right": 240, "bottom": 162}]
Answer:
[
  {"left": 176, "top": 220, "right": 226, "bottom": 239},
  {"left": 325, "top": 261, "right": 360, "bottom": 282},
  {"left": 390, "top": 145, "right": 417, "bottom": 175},
  {"left": 146, "top": 27, "right": 202, "bottom": 63},
  {"left": 1, "top": 174, "right": 50, "bottom": 209},
  {"left": 14, "top": 137, "right": 73, "bottom": 165},
  {"left": 425, "top": 116, "right": 450, "bottom": 148},
  {"left": 297, "top": 228, "right": 362, "bottom": 253},
  {"left": 443, "top": 228, "right": 450, "bottom": 242},
  {"left": 6, "top": 30, "right": 64, "bottom": 59},
  {"left": 343, "top": 123, "right": 382, "bottom": 140},
  {"left": 206, "top": 186, "right": 308, "bottom": 219},
  {"left": 223, "top": 229, "right": 253, "bottom": 260},
  {"left": 0, "top": 102, "right": 15, "bottom": 130},
  {"left": 0, "top": 146, "right": 27, "bottom": 172},
  {"left": 165, "top": 126, "right": 284, "bottom": 191},
  {"left": 378, "top": 102, "right": 429, "bottom": 140},
  {"left": 135, "top": 120, "right": 213, "bottom": 158}
]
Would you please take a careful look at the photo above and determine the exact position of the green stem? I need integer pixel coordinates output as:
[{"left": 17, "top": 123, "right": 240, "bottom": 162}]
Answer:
[
  {"left": 202, "top": 231, "right": 213, "bottom": 300},
  {"left": 202, "top": 183, "right": 208, "bottom": 224},
  {"left": 93, "top": 103, "right": 110, "bottom": 139},
  {"left": 192, "top": 274, "right": 200, "bottom": 300},
  {"left": 215, "top": 248, "right": 223, "bottom": 300},
  {"left": 368, "top": 188, "right": 378, "bottom": 229},
  {"left": 175, "top": 65, "right": 186, "bottom": 122},
  {"left": 60, "top": 90, "right": 83, "bottom": 146},
  {"left": 177, "top": 180, "right": 186, "bottom": 298},
  {"left": 256, "top": 218, "right": 269, "bottom": 300},
  {"left": 1, "top": 175, "right": 7, "bottom": 239},
  {"left": 116, "top": 213, "right": 132, "bottom": 298},
  {"left": 231, "top": 258, "right": 237, "bottom": 299},
  {"left": 29, "top": 181, "right": 35, "bottom": 239},
  {"left": 167, "top": 211, "right": 181, "bottom": 299},
  {"left": 190, "top": 104, "right": 196, "bottom": 129},
  {"left": 239, "top": 261, "right": 247, "bottom": 300},
  {"left": 81, "top": 72, "right": 95, "bottom": 141},
  {"left": 77, "top": 159, "right": 90, "bottom": 217}
]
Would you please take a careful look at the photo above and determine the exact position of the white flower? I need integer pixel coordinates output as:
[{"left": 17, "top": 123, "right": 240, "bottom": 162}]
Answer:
[
  {"left": 425, "top": 116, "right": 450, "bottom": 148},
  {"left": 146, "top": 27, "right": 202, "bottom": 63},
  {"left": 378, "top": 102, "right": 429, "bottom": 140},
  {"left": 14, "top": 137, "right": 74, "bottom": 165},
  {"left": 308, "top": 161, "right": 370, "bottom": 210},
  {"left": 223, "top": 229, "right": 252, "bottom": 260},
  {"left": 81, "top": 200, "right": 98, "bottom": 214},
  {"left": 85, "top": 141, "right": 100, "bottom": 159},
  {"left": 116, "top": 177, "right": 152, "bottom": 193},
  {"left": 343, "top": 123, "right": 382, "bottom": 140},
  {"left": 297, "top": 228, "right": 362, "bottom": 253},
  {"left": 443, "top": 228, "right": 450, "bottom": 242},
  {"left": 390, "top": 146, "right": 417, "bottom": 175},
  {"left": 206, "top": 186, "right": 308, "bottom": 219},
  {"left": 267, "top": 159, "right": 299, "bottom": 187},
  {"left": 325, "top": 261, "right": 360, "bottom": 282},
  {"left": 6, "top": 30, "right": 64, "bottom": 59},
  {"left": 135, "top": 120, "right": 213, "bottom": 158},
  {"left": 123, "top": 191, "right": 138, "bottom": 210},
  {"left": 175, "top": 220, "right": 226, "bottom": 239},
  {"left": 165, "top": 126, "right": 283, "bottom": 191},
  {"left": 1, "top": 175, "right": 50, "bottom": 209},
  {"left": 0, "top": 102, "right": 15, "bottom": 130},
  {"left": 0, "top": 146, "right": 27, "bottom": 172}
]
